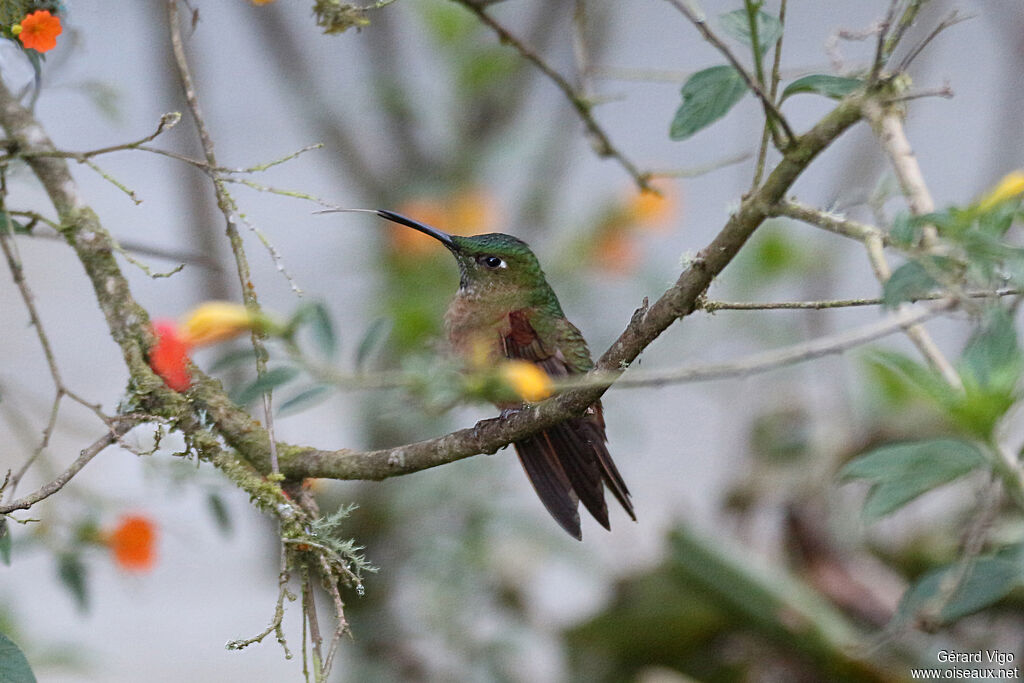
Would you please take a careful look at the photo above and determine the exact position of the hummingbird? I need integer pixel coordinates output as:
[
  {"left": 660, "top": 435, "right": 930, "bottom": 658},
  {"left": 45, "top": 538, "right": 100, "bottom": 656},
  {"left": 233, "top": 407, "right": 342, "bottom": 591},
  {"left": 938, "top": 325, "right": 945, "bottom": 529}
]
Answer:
[{"left": 352, "top": 209, "right": 636, "bottom": 539}]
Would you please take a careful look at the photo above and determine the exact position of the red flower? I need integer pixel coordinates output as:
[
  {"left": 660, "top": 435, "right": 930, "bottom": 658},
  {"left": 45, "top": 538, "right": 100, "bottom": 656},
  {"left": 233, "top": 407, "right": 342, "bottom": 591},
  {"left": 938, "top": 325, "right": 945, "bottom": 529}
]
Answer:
[
  {"left": 149, "top": 320, "right": 192, "bottom": 392},
  {"left": 17, "top": 10, "right": 62, "bottom": 53},
  {"left": 107, "top": 515, "right": 157, "bottom": 572}
]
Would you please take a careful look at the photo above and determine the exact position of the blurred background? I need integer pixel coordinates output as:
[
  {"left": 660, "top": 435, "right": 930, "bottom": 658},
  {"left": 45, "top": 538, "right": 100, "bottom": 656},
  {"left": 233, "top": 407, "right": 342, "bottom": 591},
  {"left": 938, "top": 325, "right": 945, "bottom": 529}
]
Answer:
[{"left": 1, "top": 1, "right": 1023, "bottom": 681}]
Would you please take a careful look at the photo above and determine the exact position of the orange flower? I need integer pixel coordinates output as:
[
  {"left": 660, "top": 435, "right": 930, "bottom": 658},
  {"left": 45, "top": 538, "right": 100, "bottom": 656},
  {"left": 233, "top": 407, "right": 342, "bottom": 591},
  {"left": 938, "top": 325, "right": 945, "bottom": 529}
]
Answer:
[
  {"left": 16, "top": 10, "right": 62, "bottom": 53},
  {"left": 389, "top": 188, "right": 498, "bottom": 255},
  {"left": 593, "top": 232, "right": 640, "bottom": 275},
  {"left": 390, "top": 198, "right": 450, "bottom": 255},
  {"left": 149, "top": 320, "right": 192, "bottom": 392},
  {"left": 106, "top": 515, "right": 157, "bottom": 572},
  {"left": 624, "top": 181, "right": 679, "bottom": 231}
]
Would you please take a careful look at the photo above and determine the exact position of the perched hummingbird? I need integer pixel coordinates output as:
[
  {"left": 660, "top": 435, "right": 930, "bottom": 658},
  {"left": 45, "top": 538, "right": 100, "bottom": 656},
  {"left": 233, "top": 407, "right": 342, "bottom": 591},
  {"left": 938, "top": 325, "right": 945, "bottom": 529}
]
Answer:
[{"left": 356, "top": 209, "right": 636, "bottom": 539}]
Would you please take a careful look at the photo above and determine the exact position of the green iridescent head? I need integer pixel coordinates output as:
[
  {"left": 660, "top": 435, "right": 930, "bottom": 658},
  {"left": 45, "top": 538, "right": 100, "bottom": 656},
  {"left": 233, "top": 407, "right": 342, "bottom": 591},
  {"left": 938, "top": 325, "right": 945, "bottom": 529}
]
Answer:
[{"left": 373, "top": 209, "right": 556, "bottom": 306}]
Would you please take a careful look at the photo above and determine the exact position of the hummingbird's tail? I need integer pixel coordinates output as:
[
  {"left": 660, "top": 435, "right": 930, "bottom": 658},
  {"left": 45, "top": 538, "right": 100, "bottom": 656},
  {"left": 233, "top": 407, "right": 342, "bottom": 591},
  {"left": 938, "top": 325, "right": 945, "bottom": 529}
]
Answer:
[{"left": 514, "top": 412, "right": 635, "bottom": 540}]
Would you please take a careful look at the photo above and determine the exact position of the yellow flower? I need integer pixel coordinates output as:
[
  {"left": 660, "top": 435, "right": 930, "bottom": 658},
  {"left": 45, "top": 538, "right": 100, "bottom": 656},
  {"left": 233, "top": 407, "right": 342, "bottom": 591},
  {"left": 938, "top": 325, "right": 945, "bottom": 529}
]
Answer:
[
  {"left": 180, "top": 301, "right": 258, "bottom": 347},
  {"left": 500, "top": 361, "right": 553, "bottom": 402},
  {"left": 250, "top": 0, "right": 277, "bottom": 5},
  {"left": 979, "top": 170, "right": 1024, "bottom": 212}
]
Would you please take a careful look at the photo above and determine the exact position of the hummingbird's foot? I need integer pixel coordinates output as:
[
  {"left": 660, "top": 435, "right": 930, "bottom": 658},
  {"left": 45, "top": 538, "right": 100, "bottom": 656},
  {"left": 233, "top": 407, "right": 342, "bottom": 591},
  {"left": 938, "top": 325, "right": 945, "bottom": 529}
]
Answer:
[{"left": 472, "top": 408, "right": 522, "bottom": 453}]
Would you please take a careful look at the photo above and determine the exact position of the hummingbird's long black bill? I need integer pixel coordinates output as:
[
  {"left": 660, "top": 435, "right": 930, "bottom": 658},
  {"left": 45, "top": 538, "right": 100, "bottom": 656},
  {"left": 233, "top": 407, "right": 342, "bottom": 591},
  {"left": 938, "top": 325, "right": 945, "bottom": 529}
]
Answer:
[{"left": 318, "top": 208, "right": 455, "bottom": 248}]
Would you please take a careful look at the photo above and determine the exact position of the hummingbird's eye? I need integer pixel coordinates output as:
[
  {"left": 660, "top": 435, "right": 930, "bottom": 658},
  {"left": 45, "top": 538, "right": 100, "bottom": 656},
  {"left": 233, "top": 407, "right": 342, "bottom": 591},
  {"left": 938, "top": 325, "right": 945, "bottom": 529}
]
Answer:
[{"left": 479, "top": 255, "right": 506, "bottom": 269}]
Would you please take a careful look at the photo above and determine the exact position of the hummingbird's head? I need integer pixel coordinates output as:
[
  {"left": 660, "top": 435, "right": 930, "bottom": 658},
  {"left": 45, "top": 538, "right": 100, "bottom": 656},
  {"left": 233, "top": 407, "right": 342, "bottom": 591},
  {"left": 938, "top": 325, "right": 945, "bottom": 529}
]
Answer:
[{"left": 373, "top": 210, "right": 553, "bottom": 305}]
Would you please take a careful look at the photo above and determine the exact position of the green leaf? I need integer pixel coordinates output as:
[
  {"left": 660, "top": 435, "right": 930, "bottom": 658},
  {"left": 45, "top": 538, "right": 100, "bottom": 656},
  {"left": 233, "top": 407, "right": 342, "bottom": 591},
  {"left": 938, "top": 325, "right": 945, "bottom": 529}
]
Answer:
[
  {"left": 205, "top": 492, "right": 232, "bottom": 536},
  {"left": 233, "top": 366, "right": 300, "bottom": 406},
  {"left": 209, "top": 347, "right": 257, "bottom": 373},
  {"left": 57, "top": 553, "right": 89, "bottom": 613},
  {"left": 840, "top": 438, "right": 985, "bottom": 522},
  {"left": 0, "top": 632, "right": 37, "bottom": 683},
  {"left": 867, "top": 350, "right": 952, "bottom": 408},
  {"left": 292, "top": 302, "right": 337, "bottom": 358},
  {"left": 0, "top": 519, "right": 10, "bottom": 566},
  {"left": 356, "top": 318, "right": 390, "bottom": 370},
  {"left": 781, "top": 74, "right": 862, "bottom": 100},
  {"left": 277, "top": 385, "right": 331, "bottom": 418},
  {"left": 959, "top": 307, "right": 1021, "bottom": 394},
  {"left": 896, "top": 548, "right": 1024, "bottom": 625},
  {"left": 882, "top": 260, "right": 940, "bottom": 308},
  {"left": 719, "top": 9, "right": 783, "bottom": 54},
  {"left": 669, "top": 65, "right": 748, "bottom": 141}
]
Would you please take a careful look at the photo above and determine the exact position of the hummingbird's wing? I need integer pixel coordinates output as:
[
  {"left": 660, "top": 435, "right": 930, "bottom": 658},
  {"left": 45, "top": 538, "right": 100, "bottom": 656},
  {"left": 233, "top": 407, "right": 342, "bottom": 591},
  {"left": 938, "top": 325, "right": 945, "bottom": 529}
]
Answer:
[{"left": 502, "top": 311, "right": 635, "bottom": 539}]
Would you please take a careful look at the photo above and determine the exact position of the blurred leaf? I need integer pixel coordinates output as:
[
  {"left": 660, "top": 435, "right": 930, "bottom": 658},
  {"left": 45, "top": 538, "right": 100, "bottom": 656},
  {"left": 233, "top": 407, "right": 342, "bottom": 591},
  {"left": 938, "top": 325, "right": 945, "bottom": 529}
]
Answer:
[
  {"left": 882, "top": 259, "right": 940, "bottom": 308},
  {"left": 889, "top": 212, "right": 917, "bottom": 247},
  {"left": 868, "top": 350, "right": 952, "bottom": 407},
  {"left": 278, "top": 385, "right": 331, "bottom": 418},
  {"left": 0, "top": 632, "right": 36, "bottom": 683},
  {"left": 719, "top": 9, "right": 783, "bottom": 54},
  {"left": 0, "top": 519, "right": 9, "bottom": 566},
  {"left": 781, "top": 74, "right": 862, "bottom": 100},
  {"left": 959, "top": 307, "right": 1022, "bottom": 394},
  {"left": 206, "top": 492, "right": 232, "bottom": 536},
  {"left": 356, "top": 318, "right": 390, "bottom": 369},
  {"left": 0, "top": 212, "right": 29, "bottom": 234},
  {"left": 209, "top": 347, "right": 257, "bottom": 373},
  {"left": 840, "top": 439, "right": 985, "bottom": 522},
  {"left": 896, "top": 547, "right": 1024, "bottom": 625},
  {"left": 233, "top": 366, "right": 300, "bottom": 406},
  {"left": 421, "top": 0, "right": 476, "bottom": 45},
  {"left": 292, "top": 302, "right": 337, "bottom": 358},
  {"left": 670, "top": 65, "right": 748, "bottom": 141},
  {"left": 459, "top": 47, "right": 518, "bottom": 94},
  {"left": 57, "top": 553, "right": 89, "bottom": 613}
]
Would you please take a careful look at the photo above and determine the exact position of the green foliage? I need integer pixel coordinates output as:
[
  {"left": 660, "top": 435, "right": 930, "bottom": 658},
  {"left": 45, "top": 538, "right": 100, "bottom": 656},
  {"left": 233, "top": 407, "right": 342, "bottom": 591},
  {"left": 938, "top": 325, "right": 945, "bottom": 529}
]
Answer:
[
  {"left": 205, "top": 492, "right": 232, "bottom": 536},
  {"left": 287, "top": 301, "right": 338, "bottom": 359},
  {"left": 895, "top": 545, "right": 1024, "bottom": 626},
  {"left": 781, "top": 75, "right": 862, "bottom": 100},
  {"left": 0, "top": 519, "right": 9, "bottom": 566},
  {"left": 840, "top": 439, "right": 985, "bottom": 522},
  {"left": 882, "top": 258, "right": 943, "bottom": 308},
  {"left": 56, "top": 553, "right": 88, "bottom": 613},
  {"left": 0, "top": 632, "right": 36, "bottom": 683},
  {"left": 277, "top": 385, "right": 331, "bottom": 417},
  {"left": 669, "top": 65, "right": 748, "bottom": 141},
  {"left": 233, "top": 366, "right": 300, "bottom": 406},
  {"left": 718, "top": 8, "right": 782, "bottom": 55},
  {"left": 307, "top": 504, "right": 376, "bottom": 585},
  {"left": 355, "top": 318, "right": 390, "bottom": 370},
  {"left": 867, "top": 307, "right": 1022, "bottom": 440}
]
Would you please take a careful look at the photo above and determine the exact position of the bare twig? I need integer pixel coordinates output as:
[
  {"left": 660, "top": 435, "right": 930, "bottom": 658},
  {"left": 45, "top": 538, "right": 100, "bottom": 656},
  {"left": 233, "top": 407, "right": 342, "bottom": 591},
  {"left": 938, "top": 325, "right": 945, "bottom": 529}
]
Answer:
[
  {"left": 648, "top": 151, "right": 753, "bottom": 179},
  {"left": 0, "top": 427, "right": 131, "bottom": 514},
  {"left": 702, "top": 289, "right": 1017, "bottom": 311},
  {"left": 896, "top": 10, "right": 971, "bottom": 73},
  {"left": 168, "top": 0, "right": 281, "bottom": 476},
  {"left": 453, "top": 0, "right": 653, "bottom": 192}
]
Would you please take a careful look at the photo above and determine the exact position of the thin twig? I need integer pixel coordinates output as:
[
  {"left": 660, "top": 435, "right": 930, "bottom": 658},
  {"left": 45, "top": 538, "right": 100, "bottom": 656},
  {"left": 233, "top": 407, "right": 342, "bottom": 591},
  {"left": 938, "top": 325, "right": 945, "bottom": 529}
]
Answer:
[
  {"left": 647, "top": 151, "right": 753, "bottom": 179},
  {"left": 453, "top": 0, "right": 653, "bottom": 192},
  {"left": 0, "top": 428, "right": 130, "bottom": 514},
  {"left": 752, "top": 0, "right": 787, "bottom": 188},
  {"left": 702, "top": 288, "right": 1017, "bottom": 311},
  {"left": 168, "top": 0, "right": 281, "bottom": 476},
  {"left": 662, "top": 0, "right": 795, "bottom": 146},
  {"left": 771, "top": 200, "right": 887, "bottom": 244},
  {"left": 561, "top": 299, "right": 953, "bottom": 390},
  {"left": 896, "top": 10, "right": 971, "bottom": 73}
]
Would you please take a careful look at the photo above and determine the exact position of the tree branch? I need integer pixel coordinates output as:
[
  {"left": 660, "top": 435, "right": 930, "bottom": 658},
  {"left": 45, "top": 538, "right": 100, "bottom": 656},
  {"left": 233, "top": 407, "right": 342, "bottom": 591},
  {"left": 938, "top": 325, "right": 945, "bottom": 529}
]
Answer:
[{"left": 453, "top": 0, "right": 653, "bottom": 192}]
